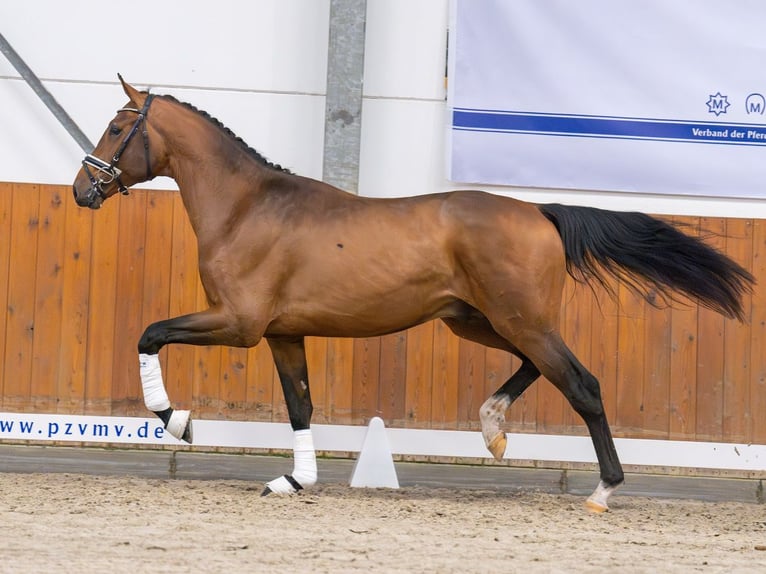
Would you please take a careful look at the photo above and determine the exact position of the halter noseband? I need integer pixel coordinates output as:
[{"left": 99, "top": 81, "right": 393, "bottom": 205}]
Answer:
[{"left": 81, "top": 93, "right": 155, "bottom": 203}]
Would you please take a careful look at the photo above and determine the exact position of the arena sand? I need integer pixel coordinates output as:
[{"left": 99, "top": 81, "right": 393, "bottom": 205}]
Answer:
[{"left": 0, "top": 472, "right": 764, "bottom": 573}]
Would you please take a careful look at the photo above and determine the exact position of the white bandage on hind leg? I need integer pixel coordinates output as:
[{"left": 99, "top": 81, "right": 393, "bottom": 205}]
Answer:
[
  {"left": 265, "top": 429, "right": 317, "bottom": 494},
  {"left": 139, "top": 353, "right": 171, "bottom": 412}
]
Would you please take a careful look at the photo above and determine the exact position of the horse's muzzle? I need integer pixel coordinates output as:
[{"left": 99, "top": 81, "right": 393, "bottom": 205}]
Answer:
[{"left": 72, "top": 184, "right": 104, "bottom": 209}]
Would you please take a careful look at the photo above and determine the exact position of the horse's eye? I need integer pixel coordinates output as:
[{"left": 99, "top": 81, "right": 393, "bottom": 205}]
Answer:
[{"left": 109, "top": 124, "right": 122, "bottom": 136}]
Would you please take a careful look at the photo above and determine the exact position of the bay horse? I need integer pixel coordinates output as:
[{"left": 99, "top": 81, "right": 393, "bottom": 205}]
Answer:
[{"left": 72, "top": 77, "right": 753, "bottom": 512}]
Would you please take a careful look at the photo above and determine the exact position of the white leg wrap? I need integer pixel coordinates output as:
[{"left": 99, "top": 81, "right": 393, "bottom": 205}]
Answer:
[
  {"left": 265, "top": 429, "right": 317, "bottom": 494},
  {"left": 292, "top": 429, "right": 317, "bottom": 487},
  {"left": 139, "top": 353, "right": 171, "bottom": 412}
]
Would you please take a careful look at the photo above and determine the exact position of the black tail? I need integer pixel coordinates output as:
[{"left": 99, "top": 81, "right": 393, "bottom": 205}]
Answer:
[{"left": 538, "top": 203, "right": 755, "bottom": 321}]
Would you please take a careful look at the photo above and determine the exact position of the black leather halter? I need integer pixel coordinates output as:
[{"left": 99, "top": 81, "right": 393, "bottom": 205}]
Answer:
[{"left": 81, "top": 93, "right": 155, "bottom": 202}]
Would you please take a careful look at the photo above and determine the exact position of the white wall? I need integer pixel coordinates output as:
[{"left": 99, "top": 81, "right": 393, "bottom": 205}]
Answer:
[
  {"left": 0, "top": 0, "right": 329, "bottom": 188},
  {"left": 1, "top": 0, "right": 763, "bottom": 217}
]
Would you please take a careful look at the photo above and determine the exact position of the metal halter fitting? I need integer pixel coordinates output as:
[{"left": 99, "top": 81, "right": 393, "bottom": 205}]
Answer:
[{"left": 81, "top": 93, "right": 155, "bottom": 203}]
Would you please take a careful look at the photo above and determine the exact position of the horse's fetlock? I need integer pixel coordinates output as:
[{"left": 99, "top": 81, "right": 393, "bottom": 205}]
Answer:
[{"left": 154, "top": 407, "right": 173, "bottom": 426}]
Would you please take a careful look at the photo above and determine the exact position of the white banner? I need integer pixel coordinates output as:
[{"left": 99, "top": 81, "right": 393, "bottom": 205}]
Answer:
[
  {"left": 448, "top": 0, "right": 766, "bottom": 198},
  {"left": 1, "top": 412, "right": 764, "bottom": 470}
]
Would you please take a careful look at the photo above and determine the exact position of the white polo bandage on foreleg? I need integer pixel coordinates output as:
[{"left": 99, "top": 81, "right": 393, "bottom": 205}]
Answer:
[
  {"left": 264, "top": 428, "right": 317, "bottom": 494},
  {"left": 291, "top": 429, "right": 317, "bottom": 487},
  {"left": 139, "top": 353, "right": 171, "bottom": 412}
]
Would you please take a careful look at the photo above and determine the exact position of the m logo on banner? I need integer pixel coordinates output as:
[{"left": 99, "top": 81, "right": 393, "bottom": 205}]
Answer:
[{"left": 746, "top": 93, "right": 765, "bottom": 115}]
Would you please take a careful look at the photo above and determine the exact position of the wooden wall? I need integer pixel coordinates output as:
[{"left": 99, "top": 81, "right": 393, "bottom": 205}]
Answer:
[{"left": 1, "top": 182, "right": 764, "bottom": 445}]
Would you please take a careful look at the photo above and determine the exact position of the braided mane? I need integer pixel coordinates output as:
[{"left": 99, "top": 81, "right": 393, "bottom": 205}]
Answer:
[{"left": 158, "top": 93, "right": 293, "bottom": 174}]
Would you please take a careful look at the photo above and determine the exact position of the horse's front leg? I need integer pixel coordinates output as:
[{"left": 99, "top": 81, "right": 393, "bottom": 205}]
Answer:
[
  {"left": 137, "top": 308, "right": 257, "bottom": 443},
  {"left": 261, "top": 336, "right": 317, "bottom": 496}
]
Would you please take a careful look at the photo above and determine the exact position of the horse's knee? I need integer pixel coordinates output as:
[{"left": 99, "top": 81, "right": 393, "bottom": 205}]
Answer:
[{"left": 138, "top": 322, "right": 166, "bottom": 355}]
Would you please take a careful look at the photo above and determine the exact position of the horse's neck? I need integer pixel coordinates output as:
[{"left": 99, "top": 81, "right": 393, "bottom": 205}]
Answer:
[
  {"left": 174, "top": 169, "right": 256, "bottom": 234},
  {"left": 164, "top": 135, "right": 269, "bottom": 237}
]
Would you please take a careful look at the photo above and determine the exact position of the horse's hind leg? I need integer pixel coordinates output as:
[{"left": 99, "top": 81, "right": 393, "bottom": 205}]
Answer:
[
  {"left": 480, "top": 359, "right": 540, "bottom": 459},
  {"left": 512, "top": 328, "right": 624, "bottom": 512},
  {"left": 261, "top": 337, "right": 317, "bottom": 496},
  {"left": 442, "top": 316, "right": 540, "bottom": 460}
]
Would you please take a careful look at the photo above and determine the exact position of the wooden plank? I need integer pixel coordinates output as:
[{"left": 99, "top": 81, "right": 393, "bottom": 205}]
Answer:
[
  {"left": 695, "top": 218, "right": 726, "bottom": 441},
  {"left": 84, "top": 198, "right": 121, "bottom": 413},
  {"left": 749, "top": 220, "right": 766, "bottom": 445},
  {"left": 641, "top": 303, "right": 672, "bottom": 439},
  {"left": 0, "top": 182, "right": 14, "bottom": 407},
  {"left": 164, "top": 193, "right": 198, "bottom": 411},
  {"left": 668, "top": 216, "right": 700, "bottom": 440},
  {"left": 305, "top": 336, "right": 329, "bottom": 423},
  {"left": 378, "top": 332, "right": 407, "bottom": 425},
  {"left": 326, "top": 337, "right": 354, "bottom": 424},
  {"left": 219, "top": 346, "right": 249, "bottom": 420},
  {"left": 722, "top": 218, "right": 753, "bottom": 443},
  {"left": 456, "top": 338, "right": 485, "bottom": 430},
  {"left": 669, "top": 302, "right": 699, "bottom": 439},
  {"left": 352, "top": 337, "right": 381, "bottom": 423},
  {"left": 56, "top": 190, "right": 93, "bottom": 413},
  {"left": 404, "top": 322, "right": 434, "bottom": 427},
  {"left": 3, "top": 184, "right": 40, "bottom": 411},
  {"left": 110, "top": 191, "right": 147, "bottom": 415},
  {"left": 193, "top": 345, "right": 223, "bottom": 419},
  {"left": 245, "top": 341, "right": 276, "bottom": 422},
  {"left": 615, "top": 282, "right": 646, "bottom": 435},
  {"left": 588, "top": 275, "right": 620, "bottom": 429},
  {"left": 30, "top": 186, "right": 67, "bottom": 412},
  {"left": 430, "top": 320, "right": 459, "bottom": 428}
]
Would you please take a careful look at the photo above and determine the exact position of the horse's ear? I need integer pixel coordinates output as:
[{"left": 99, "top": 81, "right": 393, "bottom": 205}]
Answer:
[{"left": 118, "top": 73, "right": 147, "bottom": 107}]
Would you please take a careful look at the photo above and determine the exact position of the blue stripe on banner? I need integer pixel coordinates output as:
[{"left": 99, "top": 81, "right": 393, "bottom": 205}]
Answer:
[{"left": 452, "top": 109, "right": 766, "bottom": 146}]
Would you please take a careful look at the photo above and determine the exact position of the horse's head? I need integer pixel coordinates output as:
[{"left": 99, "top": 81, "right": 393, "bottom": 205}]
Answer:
[{"left": 72, "top": 75, "right": 163, "bottom": 209}]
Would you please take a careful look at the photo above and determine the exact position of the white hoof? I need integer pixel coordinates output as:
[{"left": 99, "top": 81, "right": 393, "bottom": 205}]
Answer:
[
  {"left": 585, "top": 480, "right": 620, "bottom": 513},
  {"left": 166, "top": 409, "right": 193, "bottom": 443}
]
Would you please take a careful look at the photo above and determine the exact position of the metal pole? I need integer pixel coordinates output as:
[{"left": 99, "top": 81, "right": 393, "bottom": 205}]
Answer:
[
  {"left": 0, "top": 31, "right": 94, "bottom": 152},
  {"left": 322, "top": 0, "right": 367, "bottom": 194}
]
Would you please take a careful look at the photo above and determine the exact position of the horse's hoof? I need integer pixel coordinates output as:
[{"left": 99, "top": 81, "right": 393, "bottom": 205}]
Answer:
[
  {"left": 181, "top": 418, "right": 193, "bottom": 443},
  {"left": 585, "top": 480, "right": 619, "bottom": 513},
  {"left": 262, "top": 474, "right": 303, "bottom": 495},
  {"left": 487, "top": 433, "right": 507, "bottom": 460},
  {"left": 584, "top": 498, "right": 609, "bottom": 513},
  {"left": 166, "top": 409, "right": 193, "bottom": 444}
]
